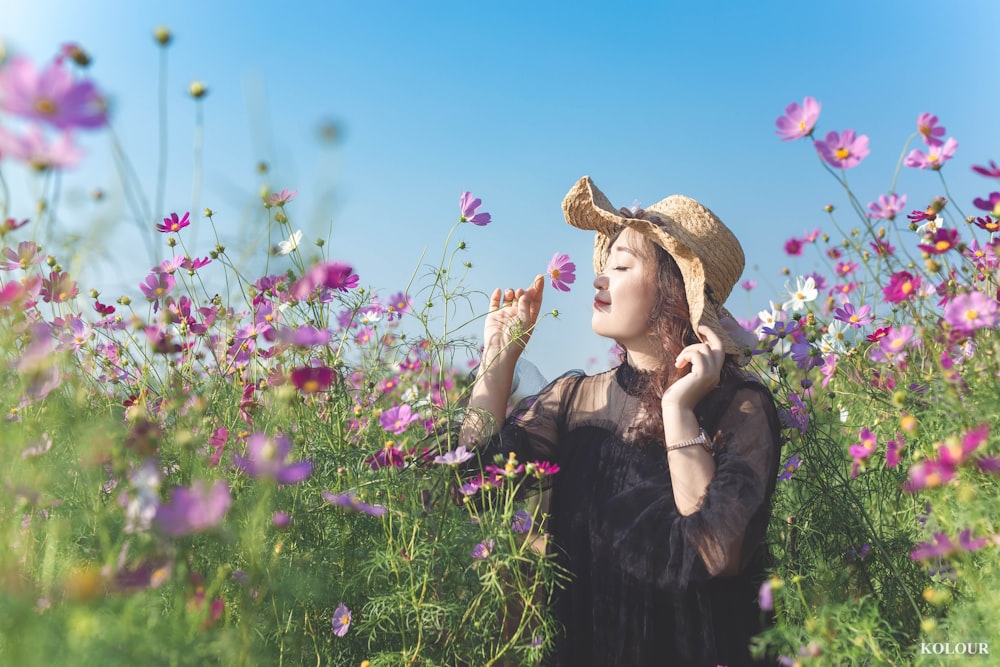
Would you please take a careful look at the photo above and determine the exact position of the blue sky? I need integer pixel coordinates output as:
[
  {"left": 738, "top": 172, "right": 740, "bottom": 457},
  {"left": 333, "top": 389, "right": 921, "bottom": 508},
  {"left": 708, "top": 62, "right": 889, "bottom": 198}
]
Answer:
[{"left": 2, "top": 0, "right": 998, "bottom": 380}]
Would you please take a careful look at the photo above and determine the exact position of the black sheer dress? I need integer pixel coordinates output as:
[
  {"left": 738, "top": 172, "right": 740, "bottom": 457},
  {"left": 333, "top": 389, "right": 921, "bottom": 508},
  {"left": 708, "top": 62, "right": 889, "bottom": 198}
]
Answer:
[{"left": 477, "top": 361, "right": 782, "bottom": 667}]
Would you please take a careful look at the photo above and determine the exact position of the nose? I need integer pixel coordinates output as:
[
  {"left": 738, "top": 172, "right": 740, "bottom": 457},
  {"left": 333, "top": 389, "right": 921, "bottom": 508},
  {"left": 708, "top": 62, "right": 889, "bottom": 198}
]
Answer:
[{"left": 593, "top": 273, "right": 608, "bottom": 289}]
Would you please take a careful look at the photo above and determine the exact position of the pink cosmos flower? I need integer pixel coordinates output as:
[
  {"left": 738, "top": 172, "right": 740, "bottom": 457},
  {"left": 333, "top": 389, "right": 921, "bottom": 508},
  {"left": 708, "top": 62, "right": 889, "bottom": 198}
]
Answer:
[
  {"left": 291, "top": 261, "right": 359, "bottom": 300},
  {"left": 459, "top": 191, "right": 491, "bottom": 226},
  {"left": 904, "top": 137, "right": 958, "bottom": 171},
  {"left": 783, "top": 237, "right": 804, "bottom": 256},
  {"left": 232, "top": 433, "right": 312, "bottom": 484},
  {"left": 40, "top": 270, "right": 78, "bottom": 303},
  {"left": 972, "top": 215, "right": 1000, "bottom": 233},
  {"left": 434, "top": 445, "right": 475, "bottom": 466},
  {"left": 471, "top": 538, "right": 495, "bottom": 560},
  {"left": 916, "top": 113, "right": 946, "bottom": 146},
  {"left": 873, "top": 325, "right": 914, "bottom": 363},
  {"left": 972, "top": 161, "right": 1000, "bottom": 179},
  {"left": 0, "top": 124, "right": 83, "bottom": 170},
  {"left": 156, "top": 211, "right": 191, "bottom": 234},
  {"left": 139, "top": 271, "right": 175, "bottom": 303},
  {"left": 778, "top": 454, "right": 802, "bottom": 482},
  {"left": 834, "top": 260, "right": 858, "bottom": 277},
  {"left": 972, "top": 192, "right": 1000, "bottom": 217},
  {"left": 1, "top": 241, "right": 45, "bottom": 271},
  {"left": 0, "top": 55, "right": 107, "bottom": 129},
  {"left": 944, "top": 291, "right": 998, "bottom": 334},
  {"left": 814, "top": 129, "right": 870, "bottom": 169},
  {"left": 917, "top": 228, "right": 959, "bottom": 255},
  {"left": 964, "top": 240, "right": 998, "bottom": 271},
  {"left": 386, "top": 291, "right": 413, "bottom": 321},
  {"left": 367, "top": 443, "right": 406, "bottom": 470},
  {"left": 322, "top": 490, "right": 387, "bottom": 516},
  {"left": 268, "top": 189, "right": 298, "bottom": 206},
  {"left": 379, "top": 404, "right": 420, "bottom": 434},
  {"left": 290, "top": 365, "right": 335, "bottom": 393},
  {"left": 886, "top": 436, "right": 905, "bottom": 468},
  {"left": 882, "top": 271, "right": 921, "bottom": 304},
  {"left": 153, "top": 480, "right": 231, "bottom": 537},
  {"left": 775, "top": 97, "right": 821, "bottom": 141},
  {"left": 740, "top": 280, "right": 757, "bottom": 291},
  {"left": 849, "top": 428, "right": 878, "bottom": 478},
  {"left": 869, "top": 239, "right": 895, "bottom": 257},
  {"left": 546, "top": 252, "right": 576, "bottom": 291},
  {"left": 867, "top": 193, "right": 907, "bottom": 220}
]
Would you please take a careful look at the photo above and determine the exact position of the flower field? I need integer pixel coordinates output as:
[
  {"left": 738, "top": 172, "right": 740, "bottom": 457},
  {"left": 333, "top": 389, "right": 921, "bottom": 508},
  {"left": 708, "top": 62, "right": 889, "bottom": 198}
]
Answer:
[{"left": 1, "top": 36, "right": 998, "bottom": 666}]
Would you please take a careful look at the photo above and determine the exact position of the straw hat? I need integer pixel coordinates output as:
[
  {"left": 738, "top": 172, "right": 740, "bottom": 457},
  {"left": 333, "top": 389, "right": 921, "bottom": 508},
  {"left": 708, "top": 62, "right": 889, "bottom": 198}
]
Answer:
[{"left": 561, "top": 175, "right": 745, "bottom": 356}]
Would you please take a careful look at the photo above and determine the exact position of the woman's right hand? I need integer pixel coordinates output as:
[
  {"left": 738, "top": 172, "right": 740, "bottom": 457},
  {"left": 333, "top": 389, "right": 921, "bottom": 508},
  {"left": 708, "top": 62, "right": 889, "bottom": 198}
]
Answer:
[{"left": 481, "top": 274, "right": 545, "bottom": 365}]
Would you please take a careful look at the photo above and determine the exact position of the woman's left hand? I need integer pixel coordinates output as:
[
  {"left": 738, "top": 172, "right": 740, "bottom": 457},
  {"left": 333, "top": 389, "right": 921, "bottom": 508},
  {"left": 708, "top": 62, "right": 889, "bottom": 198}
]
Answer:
[{"left": 661, "top": 325, "right": 725, "bottom": 411}]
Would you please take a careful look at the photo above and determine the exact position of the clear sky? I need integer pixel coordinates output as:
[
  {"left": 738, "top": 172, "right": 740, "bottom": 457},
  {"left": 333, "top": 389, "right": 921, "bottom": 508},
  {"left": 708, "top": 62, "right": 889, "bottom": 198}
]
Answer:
[{"left": 2, "top": 0, "right": 998, "bottom": 380}]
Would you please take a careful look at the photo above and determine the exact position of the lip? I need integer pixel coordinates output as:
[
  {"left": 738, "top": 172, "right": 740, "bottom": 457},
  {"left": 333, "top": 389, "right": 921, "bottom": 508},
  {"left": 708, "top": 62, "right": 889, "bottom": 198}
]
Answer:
[{"left": 593, "top": 297, "right": 610, "bottom": 310}]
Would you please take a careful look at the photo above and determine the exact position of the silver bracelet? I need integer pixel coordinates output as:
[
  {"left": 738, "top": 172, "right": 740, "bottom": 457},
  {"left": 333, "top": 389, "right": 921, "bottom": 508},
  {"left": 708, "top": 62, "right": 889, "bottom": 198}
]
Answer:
[{"left": 665, "top": 427, "right": 714, "bottom": 454}]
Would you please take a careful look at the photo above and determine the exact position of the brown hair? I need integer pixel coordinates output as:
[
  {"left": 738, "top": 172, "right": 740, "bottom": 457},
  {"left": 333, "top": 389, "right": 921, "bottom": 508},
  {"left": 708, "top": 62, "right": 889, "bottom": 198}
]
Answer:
[{"left": 613, "top": 229, "right": 741, "bottom": 441}]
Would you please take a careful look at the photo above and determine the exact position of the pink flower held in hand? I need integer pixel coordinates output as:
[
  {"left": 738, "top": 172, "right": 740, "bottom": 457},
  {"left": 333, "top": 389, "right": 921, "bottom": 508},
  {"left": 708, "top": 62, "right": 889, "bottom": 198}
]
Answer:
[
  {"left": 459, "top": 191, "right": 491, "bottom": 226},
  {"left": 546, "top": 252, "right": 576, "bottom": 291},
  {"left": 775, "top": 97, "right": 821, "bottom": 141},
  {"left": 814, "top": 129, "right": 870, "bottom": 169}
]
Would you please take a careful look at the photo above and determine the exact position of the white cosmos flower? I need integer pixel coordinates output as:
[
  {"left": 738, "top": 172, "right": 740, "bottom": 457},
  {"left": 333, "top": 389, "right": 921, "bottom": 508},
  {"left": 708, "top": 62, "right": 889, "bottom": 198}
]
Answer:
[
  {"left": 782, "top": 276, "right": 818, "bottom": 312},
  {"left": 277, "top": 230, "right": 303, "bottom": 256},
  {"left": 755, "top": 300, "right": 784, "bottom": 339}
]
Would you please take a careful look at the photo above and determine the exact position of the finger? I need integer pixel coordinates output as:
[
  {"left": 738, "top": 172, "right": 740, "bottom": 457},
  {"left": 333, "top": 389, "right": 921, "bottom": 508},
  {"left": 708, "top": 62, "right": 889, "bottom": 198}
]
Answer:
[
  {"left": 489, "top": 287, "right": 502, "bottom": 310},
  {"left": 698, "top": 325, "right": 726, "bottom": 360},
  {"left": 503, "top": 288, "right": 516, "bottom": 307}
]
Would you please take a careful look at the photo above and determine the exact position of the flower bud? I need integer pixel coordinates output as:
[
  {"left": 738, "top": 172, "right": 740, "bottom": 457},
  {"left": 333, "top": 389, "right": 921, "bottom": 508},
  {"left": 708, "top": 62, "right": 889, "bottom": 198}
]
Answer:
[
  {"left": 203, "top": 207, "right": 214, "bottom": 217},
  {"left": 188, "top": 80, "right": 207, "bottom": 99},
  {"left": 153, "top": 26, "right": 173, "bottom": 46},
  {"left": 167, "top": 237, "right": 177, "bottom": 247},
  {"left": 46, "top": 256, "right": 57, "bottom": 267},
  {"left": 824, "top": 204, "right": 834, "bottom": 213},
  {"left": 118, "top": 296, "right": 132, "bottom": 306}
]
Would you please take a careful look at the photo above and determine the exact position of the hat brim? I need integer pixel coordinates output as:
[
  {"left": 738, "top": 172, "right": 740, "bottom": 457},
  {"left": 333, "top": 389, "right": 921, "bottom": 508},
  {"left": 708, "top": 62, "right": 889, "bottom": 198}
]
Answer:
[{"left": 561, "top": 176, "right": 742, "bottom": 356}]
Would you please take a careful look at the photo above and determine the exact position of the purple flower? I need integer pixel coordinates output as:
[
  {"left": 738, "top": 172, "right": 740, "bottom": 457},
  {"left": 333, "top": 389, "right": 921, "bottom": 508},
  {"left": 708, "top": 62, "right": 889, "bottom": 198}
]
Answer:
[
  {"left": 972, "top": 192, "right": 1000, "bottom": 216},
  {"left": 139, "top": 271, "right": 175, "bottom": 303},
  {"left": 814, "top": 129, "right": 870, "bottom": 169},
  {"left": 232, "top": 433, "right": 312, "bottom": 484},
  {"left": 291, "top": 261, "right": 359, "bottom": 300},
  {"left": 379, "top": 404, "right": 420, "bottom": 435},
  {"left": 459, "top": 191, "right": 492, "bottom": 226},
  {"left": 471, "top": 538, "right": 495, "bottom": 560},
  {"left": 322, "top": 490, "right": 387, "bottom": 516},
  {"left": 778, "top": 455, "right": 801, "bottom": 482},
  {"left": 867, "top": 193, "right": 907, "bottom": 220},
  {"left": 972, "top": 161, "right": 1000, "bottom": 179},
  {"left": 775, "top": 97, "right": 821, "bottom": 141},
  {"left": 278, "top": 325, "right": 333, "bottom": 347},
  {"left": 758, "top": 580, "right": 774, "bottom": 611},
  {"left": 366, "top": 444, "right": 406, "bottom": 470},
  {"left": 546, "top": 252, "right": 576, "bottom": 291},
  {"left": 848, "top": 428, "right": 878, "bottom": 478},
  {"left": 511, "top": 509, "right": 532, "bottom": 534},
  {"left": 272, "top": 511, "right": 291, "bottom": 529},
  {"left": 833, "top": 302, "right": 873, "bottom": 328},
  {"left": 434, "top": 445, "right": 476, "bottom": 466},
  {"left": 886, "top": 436, "right": 905, "bottom": 469},
  {"left": 0, "top": 55, "right": 108, "bottom": 129},
  {"left": 331, "top": 602, "right": 351, "bottom": 637},
  {"left": 153, "top": 480, "right": 231, "bottom": 537},
  {"left": 944, "top": 291, "right": 998, "bottom": 334},
  {"left": 904, "top": 137, "right": 958, "bottom": 171},
  {"left": 916, "top": 113, "right": 946, "bottom": 146},
  {"left": 0, "top": 124, "right": 83, "bottom": 170}
]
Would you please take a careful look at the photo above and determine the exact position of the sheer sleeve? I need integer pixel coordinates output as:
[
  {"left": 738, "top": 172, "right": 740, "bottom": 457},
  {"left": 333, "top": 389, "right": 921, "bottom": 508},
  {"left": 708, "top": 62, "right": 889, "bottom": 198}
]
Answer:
[
  {"left": 469, "top": 371, "right": 586, "bottom": 468},
  {"left": 603, "top": 381, "right": 781, "bottom": 591}
]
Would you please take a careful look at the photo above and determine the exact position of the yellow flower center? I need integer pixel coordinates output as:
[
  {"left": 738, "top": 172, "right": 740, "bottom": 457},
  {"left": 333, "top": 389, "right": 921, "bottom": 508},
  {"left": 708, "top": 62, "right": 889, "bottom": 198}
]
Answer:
[
  {"left": 155, "top": 287, "right": 164, "bottom": 296},
  {"left": 965, "top": 309, "right": 979, "bottom": 322},
  {"left": 835, "top": 148, "right": 850, "bottom": 160},
  {"left": 849, "top": 315, "right": 860, "bottom": 323},
  {"left": 35, "top": 98, "right": 57, "bottom": 115},
  {"left": 798, "top": 120, "right": 806, "bottom": 131},
  {"left": 303, "top": 379, "right": 320, "bottom": 393},
  {"left": 902, "top": 282, "right": 912, "bottom": 294},
  {"left": 935, "top": 240, "right": 950, "bottom": 251},
  {"left": 550, "top": 268, "right": 560, "bottom": 280}
]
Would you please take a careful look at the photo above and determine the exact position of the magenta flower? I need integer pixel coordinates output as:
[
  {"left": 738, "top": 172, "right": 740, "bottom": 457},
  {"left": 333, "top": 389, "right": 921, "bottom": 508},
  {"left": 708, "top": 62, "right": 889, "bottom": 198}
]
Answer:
[
  {"left": 331, "top": 603, "right": 351, "bottom": 637},
  {"left": 156, "top": 211, "right": 191, "bottom": 234},
  {"left": 867, "top": 193, "right": 907, "bottom": 220},
  {"left": 972, "top": 192, "right": 1000, "bottom": 216},
  {"left": 471, "top": 538, "right": 495, "bottom": 560},
  {"left": 379, "top": 404, "right": 420, "bottom": 434},
  {"left": 740, "top": 280, "right": 757, "bottom": 291},
  {"left": 944, "top": 291, "right": 998, "bottom": 334},
  {"left": 869, "top": 239, "right": 895, "bottom": 257},
  {"left": 0, "top": 55, "right": 107, "bottom": 129},
  {"left": 290, "top": 365, "right": 335, "bottom": 393},
  {"left": 783, "top": 237, "right": 804, "bottom": 256},
  {"left": 366, "top": 443, "right": 406, "bottom": 470},
  {"left": 775, "top": 97, "right": 821, "bottom": 141},
  {"left": 386, "top": 291, "right": 413, "bottom": 321},
  {"left": 0, "top": 124, "right": 83, "bottom": 170},
  {"left": 849, "top": 428, "right": 878, "bottom": 478},
  {"left": 873, "top": 325, "right": 914, "bottom": 364},
  {"left": 834, "top": 260, "right": 858, "bottom": 277},
  {"left": 778, "top": 455, "right": 801, "bottom": 482},
  {"left": 904, "top": 137, "right": 958, "bottom": 171},
  {"left": 511, "top": 509, "right": 533, "bottom": 534},
  {"left": 322, "top": 490, "right": 387, "bottom": 516},
  {"left": 916, "top": 113, "right": 946, "bottom": 146},
  {"left": 911, "top": 530, "right": 989, "bottom": 561},
  {"left": 546, "top": 252, "right": 576, "bottom": 291},
  {"left": 291, "top": 261, "right": 359, "bottom": 300},
  {"left": 268, "top": 188, "right": 298, "bottom": 206},
  {"left": 814, "top": 129, "right": 869, "bottom": 169},
  {"left": 886, "top": 436, "right": 905, "bottom": 469},
  {"left": 882, "top": 271, "right": 921, "bottom": 304},
  {"left": 271, "top": 511, "right": 291, "bottom": 529},
  {"left": 459, "top": 191, "right": 491, "bottom": 226},
  {"left": 758, "top": 580, "right": 774, "bottom": 611},
  {"left": 154, "top": 480, "right": 231, "bottom": 537},
  {"left": 232, "top": 433, "right": 312, "bottom": 484},
  {"left": 972, "top": 161, "right": 1000, "bottom": 179},
  {"left": 434, "top": 445, "right": 475, "bottom": 466},
  {"left": 833, "top": 302, "right": 873, "bottom": 328},
  {"left": 917, "top": 228, "right": 960, "bottom": 255}
]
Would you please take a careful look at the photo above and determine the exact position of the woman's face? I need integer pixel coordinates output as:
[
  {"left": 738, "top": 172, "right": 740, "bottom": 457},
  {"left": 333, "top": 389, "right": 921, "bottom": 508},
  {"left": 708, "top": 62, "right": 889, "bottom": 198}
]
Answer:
[{"left": 591, "top": 228, "right": 660, "bottom": 353}]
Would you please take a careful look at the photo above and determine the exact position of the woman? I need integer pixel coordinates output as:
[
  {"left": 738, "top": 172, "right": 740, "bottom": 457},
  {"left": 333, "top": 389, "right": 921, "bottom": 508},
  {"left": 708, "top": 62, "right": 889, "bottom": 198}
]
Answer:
[{"left": 460, "top": 176, "right": 781, "bottom": 666}]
